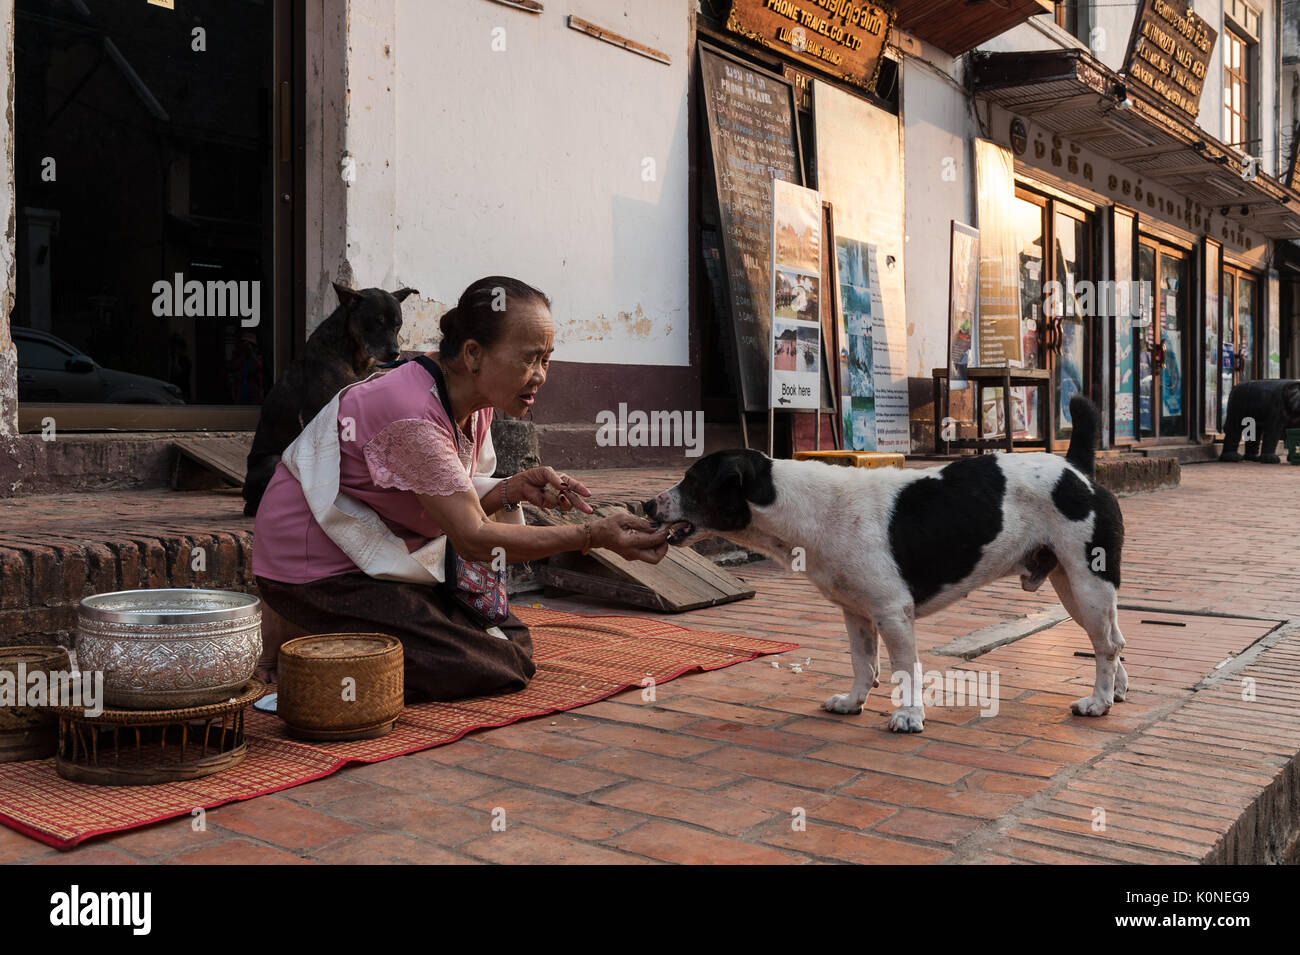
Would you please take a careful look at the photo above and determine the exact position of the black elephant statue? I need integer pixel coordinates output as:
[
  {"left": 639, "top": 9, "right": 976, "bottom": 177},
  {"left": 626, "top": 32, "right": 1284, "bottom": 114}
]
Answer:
[{"left": 1219, "top": 379, "right": 1300, "bottom": 463}]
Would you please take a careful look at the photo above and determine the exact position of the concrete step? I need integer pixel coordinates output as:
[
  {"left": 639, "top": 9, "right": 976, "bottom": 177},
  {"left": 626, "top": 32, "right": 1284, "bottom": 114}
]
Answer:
[{"left": 1136, "top": 443, "right": 1220, "bottom": 464}]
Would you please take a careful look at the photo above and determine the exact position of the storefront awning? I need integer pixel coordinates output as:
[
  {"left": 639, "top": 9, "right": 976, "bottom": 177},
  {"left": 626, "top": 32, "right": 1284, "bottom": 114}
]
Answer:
[
  {"left": 969, "top": 49, "right": 1300, "bottom": 239},
  {"left": 893, "top": 0, "right": 1053, "bottom": 56}
]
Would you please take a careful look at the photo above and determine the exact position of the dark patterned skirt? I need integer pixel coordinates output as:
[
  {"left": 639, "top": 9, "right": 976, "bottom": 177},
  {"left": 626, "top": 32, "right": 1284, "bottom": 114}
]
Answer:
[{"left": 255, "top": 572, "right": 535, "bottom": 703}]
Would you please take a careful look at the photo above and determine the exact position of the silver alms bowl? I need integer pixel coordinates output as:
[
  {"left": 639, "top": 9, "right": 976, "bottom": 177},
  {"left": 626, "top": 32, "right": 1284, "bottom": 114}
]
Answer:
[{"left": 77, "top": 589, "right": 262, "bottom": 709}]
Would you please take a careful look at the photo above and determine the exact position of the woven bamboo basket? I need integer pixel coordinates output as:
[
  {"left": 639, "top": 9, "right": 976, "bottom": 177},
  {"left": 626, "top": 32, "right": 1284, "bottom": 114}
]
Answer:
[
  {"left": 277, "top": 634, "right": 404, "bottom": 741},
  {"left": 0, "top": 646, "right": 72, "bottom": 762}
]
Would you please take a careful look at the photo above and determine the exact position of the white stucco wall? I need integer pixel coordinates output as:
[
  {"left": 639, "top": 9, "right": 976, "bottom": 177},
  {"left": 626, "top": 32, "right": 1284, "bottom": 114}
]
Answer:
[
  {"left": 384, "top": 0, "right": 692, "bottom": 365},
  {"left": 900, "top": 53, "right": 975, "bottom": 378}
]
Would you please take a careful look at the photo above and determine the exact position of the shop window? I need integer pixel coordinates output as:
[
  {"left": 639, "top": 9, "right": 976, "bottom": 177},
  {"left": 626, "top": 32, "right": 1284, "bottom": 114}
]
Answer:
[
  {"left": 13, "top": 0, "right": 280, "bottom": 425},
  {"left": 1054, "top": 1, "right": 1079, "bottom": 37}
]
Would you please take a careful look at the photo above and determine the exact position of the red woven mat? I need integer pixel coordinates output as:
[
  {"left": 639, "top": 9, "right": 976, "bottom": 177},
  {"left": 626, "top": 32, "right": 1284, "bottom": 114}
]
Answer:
[{"left": 0, "top": 607, "right": 796, "bottom": 850}]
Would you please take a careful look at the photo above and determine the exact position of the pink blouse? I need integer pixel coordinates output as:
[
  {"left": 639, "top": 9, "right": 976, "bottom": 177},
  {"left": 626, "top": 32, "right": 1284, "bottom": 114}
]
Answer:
[{"left": 252, "top": 360, "right": 496, "bottom": 584}]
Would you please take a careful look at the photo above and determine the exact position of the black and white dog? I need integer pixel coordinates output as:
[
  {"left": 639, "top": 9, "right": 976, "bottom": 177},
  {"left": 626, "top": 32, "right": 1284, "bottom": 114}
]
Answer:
[{"left": 644, "top": 395, "right": 1125, "bottom": 733}]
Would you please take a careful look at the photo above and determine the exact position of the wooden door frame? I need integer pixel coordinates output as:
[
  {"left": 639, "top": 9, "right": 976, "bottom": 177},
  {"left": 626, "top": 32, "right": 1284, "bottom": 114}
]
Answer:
[{"left": 1049, "top": 200, "right": 1094, "bottom": 450}]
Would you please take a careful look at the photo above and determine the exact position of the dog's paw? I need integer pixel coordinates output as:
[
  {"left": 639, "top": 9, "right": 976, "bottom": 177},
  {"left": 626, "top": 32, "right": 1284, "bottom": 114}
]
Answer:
[
  {"left": 1219, "top": 451, "right": 1242, "bottom": 462},
  {"left": 1260, "top": 454, "right": 1282, "bottom": 464},
  {"left": 823, "top": 693, "right": 863, "bottom": 715},
  {"left": 1070, "top": 695, "right": 1111, "bottom": 717},
  {"left": 888, "top": 706, "right": 925, "bottom": 733}
]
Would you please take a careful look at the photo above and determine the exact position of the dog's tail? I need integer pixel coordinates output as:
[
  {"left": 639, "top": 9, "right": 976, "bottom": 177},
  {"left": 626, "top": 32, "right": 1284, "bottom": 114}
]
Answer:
[{"left": 1065, "top": 394, "right": 1099, "bottom": 479}]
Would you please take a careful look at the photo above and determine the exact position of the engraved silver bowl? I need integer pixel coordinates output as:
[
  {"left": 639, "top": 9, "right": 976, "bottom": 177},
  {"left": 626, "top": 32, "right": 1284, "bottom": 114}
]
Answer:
[{"left": 77, "top": 589, "right": 262, "bottom": 709}]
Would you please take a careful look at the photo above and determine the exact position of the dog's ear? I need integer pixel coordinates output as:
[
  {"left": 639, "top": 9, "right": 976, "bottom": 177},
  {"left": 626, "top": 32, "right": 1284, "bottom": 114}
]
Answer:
[
  {"left": 333, "top": 281, "right": 360, "bottom": 307},
  {"left": 392, "top": 287, "right": 418, "bottom": 303},
  {"left": 704, "top": 455, "right": 752, "bottom": 498}
]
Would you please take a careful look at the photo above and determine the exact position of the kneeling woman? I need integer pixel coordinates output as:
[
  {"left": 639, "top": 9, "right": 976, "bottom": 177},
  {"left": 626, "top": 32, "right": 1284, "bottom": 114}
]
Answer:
[{"left": 252, "top": 277, "right": 670, "bottom": 701}]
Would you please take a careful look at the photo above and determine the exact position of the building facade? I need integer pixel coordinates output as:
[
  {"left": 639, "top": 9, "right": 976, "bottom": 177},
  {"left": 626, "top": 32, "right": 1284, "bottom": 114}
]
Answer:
[{"left": 1, "top": 0, "right": 1297, "bottom": 489}]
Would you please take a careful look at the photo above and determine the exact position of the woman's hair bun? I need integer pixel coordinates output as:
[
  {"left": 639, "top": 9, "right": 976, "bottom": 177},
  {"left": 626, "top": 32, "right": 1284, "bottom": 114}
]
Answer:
[{"left": 438, "top": 276, "right": 550, "bottom": 360}]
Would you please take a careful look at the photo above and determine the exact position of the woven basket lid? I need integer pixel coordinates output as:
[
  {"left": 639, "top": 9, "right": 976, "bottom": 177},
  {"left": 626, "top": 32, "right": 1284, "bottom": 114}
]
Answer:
[{"left": 280, "top": 633, "right": 401, "bottom": 661}]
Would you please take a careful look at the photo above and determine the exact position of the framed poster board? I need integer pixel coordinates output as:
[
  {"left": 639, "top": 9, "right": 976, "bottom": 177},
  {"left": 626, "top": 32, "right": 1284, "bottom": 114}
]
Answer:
[
  {"left": 820, "top": 201, "right": 841, "bottom": 443},
  {"left": 835, "top": 236, "right": 879, "bottom": 451},
  {"left": 699, "top": 43, "right": 804, "bottom": 413},
  {"left": 948, "top": 222, "right": 979, "bottom": 393},
  {"left": 974, "top": 139, "right": 1022, "bottom": 368},
  {"left": 770, "top": 178, "right": 823, "bottom": 410}
]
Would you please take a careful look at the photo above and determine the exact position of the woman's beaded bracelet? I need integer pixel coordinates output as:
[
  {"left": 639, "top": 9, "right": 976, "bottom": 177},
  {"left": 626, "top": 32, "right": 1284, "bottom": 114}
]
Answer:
[{"left": 500, "top": 479, "right": 519, "bottom": 512}]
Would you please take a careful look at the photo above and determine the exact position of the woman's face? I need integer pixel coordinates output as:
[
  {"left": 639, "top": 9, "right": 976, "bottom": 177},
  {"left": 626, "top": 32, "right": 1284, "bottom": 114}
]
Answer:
[{"left": 472, "top": 298, "right": 554, "bottom": 417}]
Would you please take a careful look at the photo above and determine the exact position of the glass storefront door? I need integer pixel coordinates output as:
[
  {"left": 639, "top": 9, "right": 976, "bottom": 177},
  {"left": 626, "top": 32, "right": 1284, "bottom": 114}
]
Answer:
[
  {"left": 1053, "top": 207, "right": 1089, "bottom": 441},
  {"left": 1010, "top": 193, "right": 1046, "bottom": 440},
  {"left": 1157, "top": 251, "right": 1189, "bottom": 437},
  {"left": 1221, "top": 272, "right": 1236, "bottom": 423},
  {"left": 1238, "top": 274, "right": 1258, "bottom": 382},
  {"left": 1220, "top": 267, "right": 1260, "bottom": 424},
  {"left": 1006, "top": 186, "right": 1094, "bottom": 446},
  {"left": 1137, "top": 239, "right": 1189, "bottom": 440}
]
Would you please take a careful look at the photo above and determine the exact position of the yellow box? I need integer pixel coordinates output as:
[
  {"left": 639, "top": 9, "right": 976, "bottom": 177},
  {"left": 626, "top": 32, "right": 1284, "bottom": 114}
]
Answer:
[{"left": 792, "top": 450, "right": 905, "bottom": 469}]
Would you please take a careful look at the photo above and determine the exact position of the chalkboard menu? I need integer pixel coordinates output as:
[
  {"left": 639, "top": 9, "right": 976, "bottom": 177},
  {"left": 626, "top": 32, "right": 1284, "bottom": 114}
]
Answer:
[{"left": 700, "top": 44, "right": 804, "bottom": 412}]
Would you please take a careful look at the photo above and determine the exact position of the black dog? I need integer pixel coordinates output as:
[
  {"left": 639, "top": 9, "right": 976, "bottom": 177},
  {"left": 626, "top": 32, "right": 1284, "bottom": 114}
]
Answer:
[
  {"left": 1219, "top": 379, "right": 1300, "bottom": 463},
  {"left": 242, "top": 282, "right": 416, "bottom": 516}
]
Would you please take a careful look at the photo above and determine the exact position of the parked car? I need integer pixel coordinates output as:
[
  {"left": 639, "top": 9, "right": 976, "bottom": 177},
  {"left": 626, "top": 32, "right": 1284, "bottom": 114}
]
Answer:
[{"left": 14, "top": 327, "right": 184, "bottom": 404}]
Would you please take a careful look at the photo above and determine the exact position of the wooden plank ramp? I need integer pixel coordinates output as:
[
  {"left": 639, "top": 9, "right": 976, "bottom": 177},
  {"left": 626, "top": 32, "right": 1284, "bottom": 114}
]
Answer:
[
  {"left": 172, "top": 435, "right": 253, "bottom": 490},
  {"left": 527, "top": 503, "right": 755, "bottom": 613}
]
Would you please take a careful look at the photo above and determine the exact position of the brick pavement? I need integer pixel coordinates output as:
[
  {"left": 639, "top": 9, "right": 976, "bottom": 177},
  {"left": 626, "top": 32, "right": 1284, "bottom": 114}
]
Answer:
[{"left": 1, "top": 461, "right": 1298, "bottom": 863}]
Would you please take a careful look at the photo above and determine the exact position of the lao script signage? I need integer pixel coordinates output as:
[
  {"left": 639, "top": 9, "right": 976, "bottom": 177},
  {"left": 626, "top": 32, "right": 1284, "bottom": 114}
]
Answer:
[
  {"left": 726, "top": 0, "right": 896, "bottom": 94},
  {"left": 1122, "top": 0, "right": 1216, "bottom": 121}
]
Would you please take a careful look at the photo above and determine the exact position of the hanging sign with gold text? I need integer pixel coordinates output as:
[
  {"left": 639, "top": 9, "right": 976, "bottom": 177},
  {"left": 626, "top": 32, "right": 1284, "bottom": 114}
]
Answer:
[
  {"left": 726, "top": 0, "right": 896, "bottom": 93},
  {"left": 1121, "top": 0, "right": 1216, "bottom": 121}
]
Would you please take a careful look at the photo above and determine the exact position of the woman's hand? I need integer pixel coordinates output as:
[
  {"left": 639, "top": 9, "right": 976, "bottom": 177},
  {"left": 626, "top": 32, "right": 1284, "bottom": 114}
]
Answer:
[
  {"left": 508, "top": 467, "right": 594, "bottom": 514},
  {"left": 590, "top": 511, "right": 671, "bottom": 563}
]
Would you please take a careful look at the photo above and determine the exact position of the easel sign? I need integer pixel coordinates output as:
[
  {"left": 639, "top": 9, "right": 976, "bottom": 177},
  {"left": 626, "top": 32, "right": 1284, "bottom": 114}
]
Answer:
[{"left": 768, "top": 177, "right": 823, "bottom": 453}]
